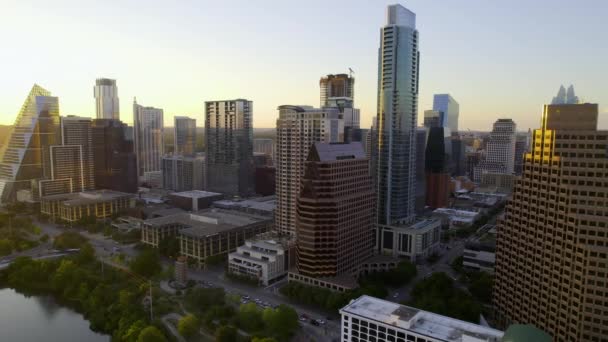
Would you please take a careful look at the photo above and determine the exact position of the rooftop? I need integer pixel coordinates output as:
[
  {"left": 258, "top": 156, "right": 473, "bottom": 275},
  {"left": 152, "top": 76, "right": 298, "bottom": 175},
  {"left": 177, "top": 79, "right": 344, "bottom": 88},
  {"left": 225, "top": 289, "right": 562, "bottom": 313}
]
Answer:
[
  {"left": 42, "top": 190, "right": 133, "bottom": 206},
  {"left": 170, "top": 190, "right": 223, "bottom": 199},
  {"left": 312, "top": 142, "right": 366, "bottom": 161},
  {"left": 213, "top": 196, "right": 276, "bottom": 215},
  {"left": 144, "top": 208, "right": 270, "bottom": 238},
  {"left": 341, "top": 296, "right": 504, "bottom": 342}
]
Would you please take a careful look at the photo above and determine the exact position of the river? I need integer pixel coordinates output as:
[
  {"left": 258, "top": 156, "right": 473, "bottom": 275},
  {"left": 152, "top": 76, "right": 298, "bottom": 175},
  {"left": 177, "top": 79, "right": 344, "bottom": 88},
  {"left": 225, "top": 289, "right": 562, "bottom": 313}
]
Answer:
[{"left": 0, "top": 288, "right": 109, "bottom": 342}]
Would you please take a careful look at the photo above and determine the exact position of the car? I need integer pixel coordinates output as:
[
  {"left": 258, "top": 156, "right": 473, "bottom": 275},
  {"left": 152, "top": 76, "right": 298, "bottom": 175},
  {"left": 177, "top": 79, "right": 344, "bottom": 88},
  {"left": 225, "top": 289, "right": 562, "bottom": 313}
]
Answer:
[
  {"left": 242, "top": 295, "right": 250, "bottom": 300},
  {"left": 392, "top": 293, "right": 399, "bottom": 298},
  {"left": 299, "top": 316, "right": 307, "bottom": 322},
  {"left": 317, "top": 319, "right": 326, "bottom": 325}
]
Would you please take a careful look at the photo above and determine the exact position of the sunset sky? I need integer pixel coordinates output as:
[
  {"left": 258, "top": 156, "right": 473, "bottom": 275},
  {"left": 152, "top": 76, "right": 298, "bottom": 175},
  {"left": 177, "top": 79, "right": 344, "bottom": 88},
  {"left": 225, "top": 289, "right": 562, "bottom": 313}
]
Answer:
[{"left": 1, "top": 0, "right": 607, "bottom": 130}]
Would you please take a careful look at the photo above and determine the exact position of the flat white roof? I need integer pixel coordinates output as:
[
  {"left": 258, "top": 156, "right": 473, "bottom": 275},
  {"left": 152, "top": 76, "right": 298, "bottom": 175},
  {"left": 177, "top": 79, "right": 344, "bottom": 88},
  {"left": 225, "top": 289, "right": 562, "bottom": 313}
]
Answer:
[
  {"left": 171, "top": 190, "right": 222, "bottom": 198},
  {"left": 341, "top": 295, "right": 503, "bottom": 342}
]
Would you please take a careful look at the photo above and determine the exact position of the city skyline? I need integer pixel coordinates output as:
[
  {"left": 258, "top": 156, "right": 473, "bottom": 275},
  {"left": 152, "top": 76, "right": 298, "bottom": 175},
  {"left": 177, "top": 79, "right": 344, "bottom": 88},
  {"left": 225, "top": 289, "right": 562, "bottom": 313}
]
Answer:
[{"left": 2, "top": 0, "right": 607, "bottom": 131}]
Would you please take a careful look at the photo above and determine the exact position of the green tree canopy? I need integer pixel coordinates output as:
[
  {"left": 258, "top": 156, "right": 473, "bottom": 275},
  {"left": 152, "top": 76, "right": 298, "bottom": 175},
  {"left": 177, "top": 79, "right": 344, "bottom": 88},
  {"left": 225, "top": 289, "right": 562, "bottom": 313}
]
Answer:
[
  {"left": 129, "top": 248, "right": 162, "bottom": 278},
  {"left": 215, "top": 325, "right": 238, "bottom": 342},
  {"left": 137, "top": 326, "right": 167, "bottom": 342},
  {"left": 178, "top": 314, "right": 200, "bottom": 338},
  {"left": 53, "top": 231, "right": 87, "bottom": 249},
  {"left": 237, "top": 302, "right": 264, "bottom": 333},
  {"left": 262, "top": 305, "right": 299, "bottom": 341}
]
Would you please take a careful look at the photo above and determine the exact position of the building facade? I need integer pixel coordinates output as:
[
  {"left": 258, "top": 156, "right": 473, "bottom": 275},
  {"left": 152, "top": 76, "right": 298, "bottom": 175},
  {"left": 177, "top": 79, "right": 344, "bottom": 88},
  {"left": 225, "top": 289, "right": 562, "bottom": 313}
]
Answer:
[
  {"left": 94, "top": 78, "right": 120, "bottom": 120},
  {"left": 228, "top": 235, "right": 289, "bottom": 286},
  {"left": 205, "top": 100, "right": 254, "bottom": 196},
  {"left": 133, "top": 100, "right": 164, "bottom": 179},
  {"left": 433, "top": 94, "right": 460, "bottom": 133},
  {"left": 40, "top": 145, "right": 86, "bottom": 197},
  {"left": 375, "top": 4, "right": 420, "bottom": 226},
  {"left": 340, "top": 295, "right": 504, "bottom": 342},
  {"left": 91, "top": 119, "right": 138, "bottom": 193},
  {"left": 320, "top": 74, "right": 354, "bottom": 108},
  {"left": 493, "top": 101, "right": 608, "bottom": 341},
  {"left": 59, "top": 116, "right": 95, "bottom": 191},
  {"left": 0, "top": 84, "right": 61, "bottom": 203},
  {"left": 473, "top": 119, "right": 517, "bottom": 182},
  {"left": 174, "top": 116, "right": 196, "bottom": 155},
  {"left": 275, "top": 105, "right": 344, "bottom": 235},
  {"left": 425, "top": 127, "right": 451, "bottom": 208},
  {"left": 161, "top": 154, "right": 205, "bottom": 192},
  {"left": 377, "top": 218, "right": 440, "bottom": 262},
  {"left": 40, "top": 189, "right": 134, "bottom": 222},
  {"left": 295, "top": 143, "right": 374, "bottom": 279}
]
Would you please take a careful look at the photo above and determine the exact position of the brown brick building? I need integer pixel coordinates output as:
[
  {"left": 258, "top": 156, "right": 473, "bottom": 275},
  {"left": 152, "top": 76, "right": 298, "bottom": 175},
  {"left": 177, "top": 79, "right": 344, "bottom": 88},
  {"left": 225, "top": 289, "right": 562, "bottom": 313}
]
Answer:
[
  {"left": 295, "top": 142, "right": 374, "bottom": 280},
  {"left": 493, "top": 102, "right": 608, "bottom": 341}
]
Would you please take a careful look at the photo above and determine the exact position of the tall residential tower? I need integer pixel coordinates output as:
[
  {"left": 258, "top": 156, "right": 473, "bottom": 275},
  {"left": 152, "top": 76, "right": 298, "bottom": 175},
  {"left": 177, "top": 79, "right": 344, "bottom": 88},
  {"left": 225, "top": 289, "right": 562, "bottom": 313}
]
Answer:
[
  {"left": 375, "top": 4, "right": 420, "bottom": 226},
  {"left": 133, "top": 99, "right": 164, "bottom": 182},
  {"left": 174, "top": 116, "right": 196, "bottom": 155}
]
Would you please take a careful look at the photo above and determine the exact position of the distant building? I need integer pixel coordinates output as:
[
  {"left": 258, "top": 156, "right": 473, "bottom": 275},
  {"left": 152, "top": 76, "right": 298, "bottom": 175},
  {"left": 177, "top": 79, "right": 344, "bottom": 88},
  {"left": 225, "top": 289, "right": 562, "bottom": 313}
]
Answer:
[
  {"left": 205, "top": 100, "right": 254, "bottom": 196},
  {"left": 0, "top": 85, "right": 61, "bottom": 203},
  {"left": 433, "top": 94, "right": 460, "bottom": 133},
  {"left": 91, "top": 119, "right": 138, "bottom": 193},
  {"left": 433, "top": 208, "right": 479, "bottom": 228},
  {"left": 479, "top": 172, "right": 515, "bottom": 193},
  {"left": 319, "top": 74, "right": 354, "bottom": 108},
  {"left": 94, "top": 78, "right": 119, "bottom": 120},
  {"left": 415, "top": 128, "right": 427, "bottom": 213},
  {"left": 40, "top": 189, "right": 135, "bottom": 222},
  {"left": 40, "top": 145, "right": 87, "bottom": 197},
  {"left": 254, "top": 166, "right": 275, "bottom": 196},
  {"left": 133, "top": 100, "right": 164, "bottom": 179},
  {"left": 253, "top": 138, "right": 274, "bottom": 161},
  {"left": 377, "top": 218, "right": 441, "bottom": 262},
  {"left": 168, "top": 190, "right": 223, "bottom": 211},
  {"left": 513, "top": 135, "right": 528, "bottom": 175},
  {"left": 140, "top": 208, "right": 271, "bottom": 267},
  {"left": 173, "top": 116, "right": 196, "bottom": 155},
  {"left": 275, "top": 105, "right": 344, "bottom": 235},
  {"left": 451, "top": 135, "right": 466, "bottom": 176},
  {"left": 340, "top": 295, "right": 504, "bottom": 342},
  {"left": 473, "top": 119, "right": 516, "bottom": 182},
  {"left": 294, "top": 143, "right": 374, "bottom": 284},
  {"left": 228, "top": 233, "right": 291, "bottom": 286},
  {"left": 423, "top": 110, "right": 441, "bottom": 128},
  {"left": 463, "top": 242, "right": 496, "bottom": 273},
  {"left": 425, "top": 127, "right": 451, "bottom": 208},
  {"left": 213, "top": 195, "right": 276, "bottom": 217},
  {"left": 161, "top": 154, "right": 205, "bottom": 192}
]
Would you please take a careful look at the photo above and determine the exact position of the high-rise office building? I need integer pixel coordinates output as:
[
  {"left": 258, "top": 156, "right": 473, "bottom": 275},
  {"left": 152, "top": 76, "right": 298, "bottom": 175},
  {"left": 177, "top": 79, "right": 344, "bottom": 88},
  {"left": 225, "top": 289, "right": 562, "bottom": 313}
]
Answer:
[
  {"left": 0, "top": 85, "right": 61, "bottom": 203},
  {"left": 60, "top": 116, "right": 95, "bottom": 190},
  {"left": 174, "top": 116, "right": 196, "bottom": 155},
  {"left": 205, "top": 99, "right": 254, "bottom": 196},
  {"left": 319, "top": 74, "right": 354, "bottom": 108},
  {"left": 92, "top": 119, "right": 138, "bottom": 193},
  {"left": 275, "top": 105, "right": 344, "bottom": 235},
  {"left": 513, "top": 135, "right": 528, "bottom": 176},
  {"left": 414, "top": 127, "right": 427, "bottom": 213},
  {"left": 425, "top": 127, "right": 451, "bottom": 208},
  {"left": 94, "top": 78, "right": 119, "bottom": 120},
  {"left": 295, "top": 143, "right": 374, "bottom": 280},
  {"left": 375, "top": 4, "right": 420, "bottom": 226},
  {"left": 433, "top": 94, "right": 460, "bottom": 133},
  {"left": 253, "top": 138, "right": 274, "bottom": 165},
  {"left": 40, "top": 145, "right": 85, "bottom": 197},
  {"left": 161, "top": 154, "right": 205, "bottom": 192},
  {"left": 551, "top": 84, "right": 580, "bottom": 105},
  {"left": 423, "top": 110, "right": 441, "bottom": 128},
  {"left": 133, "top": 99, "right": 164, "bottom": 179},
  {"left": 494, "top": 100, "right": 608, "bottom": 341},
  {"left": 473, "top": 119, "right": 516, "bottom": 182}
]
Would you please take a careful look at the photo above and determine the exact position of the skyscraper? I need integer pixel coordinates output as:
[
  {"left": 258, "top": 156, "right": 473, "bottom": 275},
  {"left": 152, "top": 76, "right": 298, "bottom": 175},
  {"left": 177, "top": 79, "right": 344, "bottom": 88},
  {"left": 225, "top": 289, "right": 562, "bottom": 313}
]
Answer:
[
  {"left": 204, "top": 99, "right": 253, "bottom": 196},
  {"left": 493, "top": 100, "right": 607, "bottom": 342},
  {"left": 473, "top": 119, "right": 516, "bottom": 182},
  {"left": 92, "top": 119, "right": 138, "bottom": 193},
  {"left": 0, "top": 85, "right": 61, "bottom": 203},
  {"left": 40, "top": 145, "right": 85, "bottom": 197},
  {"left": 551, "top": 84, "right": 580, "bottom": 105},
  {"left": 295, "top": 142, "right": 374, "bottom": 279},
  {"left": 375, "top": 4, "right": 420, "bottom": 226},
  {"left": 60, "top": 116, "right": 95, "bottom": 191},
  {"left": 94, "top": 78, "right": 119, "bottom": 120},
  {"left": 433, "top": 94, "right": 460, "bottom": 132},
  {"left": 161, "top": 154, "right": 205, "bottom": 192},
  {"left": 425, "top": 127, "right": 450, "bottom": 208},
  {"left": 174, "top": 116, "right": 196, "bottom": 155},
  {"left": 319, "top": 74, "right": 354, "bottom": 108},
  {"left": 275, "top": 105, "right": 344, "bottom": 235},
  {"left": 133, "top": 99, "right": 164, "bottom": 181}
]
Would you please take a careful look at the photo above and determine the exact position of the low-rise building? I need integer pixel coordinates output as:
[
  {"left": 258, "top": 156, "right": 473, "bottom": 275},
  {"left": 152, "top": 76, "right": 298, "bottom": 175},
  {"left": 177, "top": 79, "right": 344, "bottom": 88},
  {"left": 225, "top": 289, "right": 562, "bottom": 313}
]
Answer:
[
  {"left": 168, "top": 190, "right": 223, "bottom": 211},
  {"left": 212, "top": 196, "right": 276, "bottom": 217},
  {"left": 228, "top": 233, "right": 292, "bottom": 285},
  {"left": 340, "top": 295, "right": 504, "bottom": 342},
  {"left": 463, "top": 243, "right": 496, "bottom": 273},
  {"left": 376, "top": 218, "right": 441, "bottom": 262},
  {"left": 40, "top": 190, "right": 135, "bottom": 222},
  {"left": 432, "top": 208, "right": 480, "bottom": 228},
  {"left": 140, "top": 208, "right": 271, "bottom": 267}
]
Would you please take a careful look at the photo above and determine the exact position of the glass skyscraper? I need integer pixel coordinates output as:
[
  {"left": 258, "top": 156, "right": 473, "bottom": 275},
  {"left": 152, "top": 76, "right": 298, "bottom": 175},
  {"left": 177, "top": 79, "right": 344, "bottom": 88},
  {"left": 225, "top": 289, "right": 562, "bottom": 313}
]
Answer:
[
  {"left": 173, "top": 116, "right": 196, "bottom": 155},
  {"left": 133, "top": 99, "right": 164, "bottom": 180},
  {"left": 432, "top": 94, "right": 459, "bottom": 133},
  {"left": 375, "top": 4, "right": 420, "bottom": 225},
  {"left": 0, "top": 84, "right": 61, "bottom": 203},
  {"left": 94, "top": 78, "right": 120, "bottom": 120}
]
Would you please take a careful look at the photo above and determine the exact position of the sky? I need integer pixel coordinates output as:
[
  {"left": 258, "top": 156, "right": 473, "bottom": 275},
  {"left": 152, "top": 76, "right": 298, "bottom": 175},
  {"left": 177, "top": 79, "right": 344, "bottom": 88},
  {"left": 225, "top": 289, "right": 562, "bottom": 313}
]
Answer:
[{"left": 1, "top": 0, "right": 607, "bottom": 131}]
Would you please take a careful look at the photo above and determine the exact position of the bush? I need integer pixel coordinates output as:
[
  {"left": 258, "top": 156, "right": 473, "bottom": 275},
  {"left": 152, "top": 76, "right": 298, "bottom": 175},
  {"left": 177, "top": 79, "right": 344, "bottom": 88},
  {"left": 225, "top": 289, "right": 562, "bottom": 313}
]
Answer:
[
  {"left": 53, "top": 231, "right": 87, "bottom": 250},
  {"left": 129, "top": 248, "right": 162, "bottom": 278},
  {"left": 177, "top": 314, "right": 199, "bottom": 338}
]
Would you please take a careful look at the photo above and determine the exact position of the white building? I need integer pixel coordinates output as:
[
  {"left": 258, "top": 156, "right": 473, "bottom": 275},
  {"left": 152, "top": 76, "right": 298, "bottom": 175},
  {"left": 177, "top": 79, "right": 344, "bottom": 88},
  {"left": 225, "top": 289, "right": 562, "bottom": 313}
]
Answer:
[
  {"left": 340, "top": 295, "right": 504, "bottom": 342},
  {"left": 377, "top": 218, "right": 441, "bottom": 262},
  {"left": 275, "top": 105, "right": 344, "bottom": 235},
  {"left": 473, "top": 119, "right": 516, "bottom": 182},
  {"left": 228, "top": 235, "right": 290, "bottom": 286},
  {"left": 133, "top": 99, "right": 164, "bottom": 180},
  {"left": 463, "top": 244, "right": 496, "bottom": 273},
  {"left": 94, "top": 78, "right": 120, "bottom": 120}
]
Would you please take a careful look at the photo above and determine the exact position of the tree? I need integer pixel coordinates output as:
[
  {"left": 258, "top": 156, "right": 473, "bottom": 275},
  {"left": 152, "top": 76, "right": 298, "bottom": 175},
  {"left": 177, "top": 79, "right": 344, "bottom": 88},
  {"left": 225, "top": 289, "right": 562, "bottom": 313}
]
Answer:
[
  {"left": 130, "top": 248, "right": 162, "bottom": 278},
  {"left": 252, "top": 338, "right": 277, "bottom": 342},
  {"left": 158, "top": 236, "right": 180, "bottom": 258},
  {"left": 75, "top": 242, "right": 96, "bottom": 265},
  {"left": 237, "top": 302, "right": 264, "bottom": 332},
  {"left": 262, "top": 305, "right": 299, "bottom": 340},
  {"left": 0, "top": 238, "right": 13, "bottom": 256},
  {"left": 137, "top": 326, "right": 167, "bottom": 342},
  {"left": 178, "top": 314, "right": 200, "bottom": 338},
  {"left": 53, "top": 231, "right": 87, "bottom": 249},
  {"left": 215, "top": 325, "right": 237, "bottom": 342},
  {"left": 185, "top": 287, "right": 225, "bottom": 314}
]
